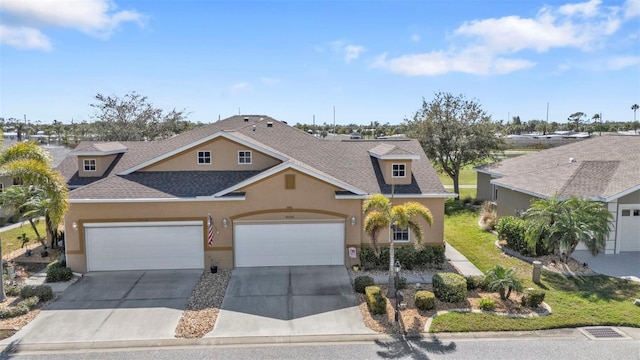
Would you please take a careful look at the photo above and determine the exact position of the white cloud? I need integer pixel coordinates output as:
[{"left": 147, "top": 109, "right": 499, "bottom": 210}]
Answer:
[
  {"left": 0, "top": 25, "right": 51, "bottom": 50},
  {"left": 411, "top": 33, "right": 421, "bottom": 42},
  {"left": 606, "top": 55, "right": 640, "bottom": 70},
  {"left": 329, "top": 40, "right": 365, "bottom": 63},
  {"left": 624, "top": 0, "right": 640, "bottom": 18},
  {"left": 373, "top": 0, "right": 634, "bottom": 76},
  {"left": 0, "top": 0, "right": 145, "bottom": 50}
]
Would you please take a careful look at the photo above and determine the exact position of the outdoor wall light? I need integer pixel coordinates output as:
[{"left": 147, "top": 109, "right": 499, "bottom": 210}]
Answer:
[
  {"left": 222, "top": 218, "right": 228, "bottom": 228},
  {"left": 72, "top": 221, "right": 78, "bottom": 230},
  {"left": 351, "top": 216, "right": 357, "bottom": 226}
]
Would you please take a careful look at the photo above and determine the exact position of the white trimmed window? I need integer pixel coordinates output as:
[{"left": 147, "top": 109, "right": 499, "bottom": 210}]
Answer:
[
  {"left": 392, "top": 163, "right": 406, "bottom": 178},
  {"left": 392, "top": 226, "right": 410, "bottom": 242},
  {"left": 83, "top": 159, "right": 97, "bottom": 172},
  {"left": 238, "top": 150, "right": 252, "bottom": 164},
  {"left": 197, "top": 151, "right": 211, "bottom": 165}
]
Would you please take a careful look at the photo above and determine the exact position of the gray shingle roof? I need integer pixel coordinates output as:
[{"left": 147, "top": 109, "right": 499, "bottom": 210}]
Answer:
[
  {"left": 60, "top": 115, "right": 447, "bottom": 199},
  {"left": 478, "top": 135, "right": 640, "bottom": 200}
]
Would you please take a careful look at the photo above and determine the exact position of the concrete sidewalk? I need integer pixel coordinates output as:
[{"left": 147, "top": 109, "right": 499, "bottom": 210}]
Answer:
[{"left": 445, "top": 242, "right": 483, "bottom": 277}]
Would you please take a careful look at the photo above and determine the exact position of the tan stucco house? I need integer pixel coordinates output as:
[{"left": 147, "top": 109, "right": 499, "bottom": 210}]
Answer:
[
  {"left": 57, "top": 115, "right": 451, "bottom": 273},
  {"left": 475, "top": 135, "right": 640, "bottom": 255}
]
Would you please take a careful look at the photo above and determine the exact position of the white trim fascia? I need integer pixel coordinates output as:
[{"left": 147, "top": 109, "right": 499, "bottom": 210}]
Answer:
[
  {"left": 474, "top": 167, "right": 504, "bottom": 177},
  {"left": 604, "top": 185, "right": 640, "bottom": 202},
  {"left": 118, "top": 132, "right": 288, "bottom": 175},
  {"left": 70, "top": 149, "right": 127, "bottom": 156},
  {"left": 69, "top": 196, "right": 246, "bottom": 204},
  {"left": 335, "top": 192, "right": 456, "bottom": 200},
  {"left": 369, "top": 152, "right": 420, "bottom": 160},
  {"left": 84, "top": 220, "right": 202, "bottom": 228},
  {"left": 214, "top": 162, "right": 368, "bottom": 197}
]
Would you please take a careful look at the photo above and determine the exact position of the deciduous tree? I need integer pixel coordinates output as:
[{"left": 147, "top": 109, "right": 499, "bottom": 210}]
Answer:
[{"left": 405, "top": 92, "right": 505, "bottom": 195}]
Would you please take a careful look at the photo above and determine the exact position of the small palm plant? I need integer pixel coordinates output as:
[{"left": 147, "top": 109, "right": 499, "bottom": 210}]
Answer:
[{"left": 485, "top": 264, "right": 523, "bottom": 300}]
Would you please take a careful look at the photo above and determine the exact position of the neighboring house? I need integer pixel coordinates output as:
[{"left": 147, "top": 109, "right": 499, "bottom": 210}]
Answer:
[
  {"left": 57, "top": 115, "right": 451, "bottom": 273},
  {"left": 475, "top": 135, "right": 640, "bottom": 255}
]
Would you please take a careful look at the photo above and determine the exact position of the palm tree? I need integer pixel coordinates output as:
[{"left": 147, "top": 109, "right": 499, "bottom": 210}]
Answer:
[
  {"left": 0, "top": 185, "right": 45, "bottom": 244},
  {"left": 523, "top": 195, "right": 611, "bottom": 263},
  {"left": 0, "top": 142, "right": 69, "bottom": 248},
  {"left": 632, "top": 104, "right": 639, "bottom": 134},
  {"left": 485, "top": 265, "right": 522, "bottom": 300},
  {"left": 363, "top": 194, "right": 433, "bottom": 296}
]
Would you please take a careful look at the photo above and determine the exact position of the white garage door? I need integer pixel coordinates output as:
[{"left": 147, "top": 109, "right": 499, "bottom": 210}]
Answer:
[
  {"left": 234, "top": 222, "right": 344, "bottom": 267},
  {"left": 619, "top": 207, "right": 640, "bottom": 252},
  {"left": 85, "top": 221, "right": 204, "bottom": 271}
]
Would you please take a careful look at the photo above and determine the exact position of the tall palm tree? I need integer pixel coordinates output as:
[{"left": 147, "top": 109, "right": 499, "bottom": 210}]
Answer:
[
  {"left": 363, "top": 194, "right": 433, "bottom": 296},
  {"left": 523, "top": 195, "right": 611, "bottom": 263},
  {"left": 632, "top": 104, "right": 639, "bottom": 134}
]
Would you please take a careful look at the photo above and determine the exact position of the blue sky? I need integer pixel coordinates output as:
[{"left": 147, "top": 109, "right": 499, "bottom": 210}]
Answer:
[{"left": 1, "top": 0, "right": 639, "bottom": 126}]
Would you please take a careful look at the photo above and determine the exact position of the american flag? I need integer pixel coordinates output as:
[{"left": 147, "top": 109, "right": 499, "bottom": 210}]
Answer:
[{"left": 207, "top": 214, "right": 215, "bottom": 247}]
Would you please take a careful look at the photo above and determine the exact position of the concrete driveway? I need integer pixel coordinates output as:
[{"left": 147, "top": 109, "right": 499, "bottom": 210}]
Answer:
[
  {"left": 207, "top": 266, "right": 374, "bottom": 337},
  {"left": 572, "top": 251, "right": 640, "bottom": 282},
  {"left": 8, "top": 270, "right": 201, "bottom": 344}
]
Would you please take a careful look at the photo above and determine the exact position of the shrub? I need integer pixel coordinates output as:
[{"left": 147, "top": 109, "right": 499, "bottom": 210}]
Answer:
[
  {"left": 478, "top": 298, "right": 496, "bottom": 311},
  {"left": 47, "top": 260, "right": 62, "bottom": 270},
  {"left": 5, "top": 284, "right": 23, "bottom": 297},
  {"left": 359, "top": 245, "right": 445, "bottom": 271},
  {"left": 485, "top": 265, "right": 523, "bottom": 300},
  {"left": 432, "top": 272, "right": 467, "bottom": 303},
  {"left": 521, "top": 289, "right": 546, "bottom": 308},
  {"left": 0, "top": 296, "right": 40, "bottom": 319},
  {"left": 415, "top": 291, "right": 435, "bottom": 311},
  {"left": 497, "top": 216, "right": 550, "bottom": 256},
  {"left": 354, "top": 275, "right": 375, "bottom": 294},
  {"left": 466, "top": 275, "right": 486, "bottom": 290},
  {"left": 365, "top": 286, "right": 387, "bottom": 315},
  {"left": 46, "top": 266, "right": 73, "bottom": 283},
  {"left": 20, "top": 285, "right": 53, "bottom": 302}
]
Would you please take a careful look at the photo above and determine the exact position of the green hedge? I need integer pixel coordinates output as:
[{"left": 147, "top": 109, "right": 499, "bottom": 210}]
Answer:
[
  {"left": 415, "top": 291, "right": 435, "bottom": 311},
  {"left": 354, "top": 275, "right": 375, "bottom": 294},
  {"left": 20, "top": 285, "right": 53, "bottom": 302},
  {"left": 46, "top": 266, "right": 73, "bottom": 283},
  {"left": 521, "top": 289, "right": 546, "bottom": 308},
  {"left": 359, "top": 245, "right": 445, "bottom": 271},
  {"left": 0, "top": 296, "right": 40, "bottom": 319},
  {"left": 496, "top": 216, "right": 550, "bottom": 257},
  {"left": 432, "top": 272, "right": 467, "bottom": 303},
  {"left": 365, "top": 286, "right": 387, "bottom": 315}
]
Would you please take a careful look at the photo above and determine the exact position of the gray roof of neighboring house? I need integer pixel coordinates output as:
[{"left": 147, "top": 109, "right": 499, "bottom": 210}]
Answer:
[
  {"left": 59, "top": 115, "right": 448, "bottom": 200},
  {"left": 476, "top": 135, "right": 640, "bottom": 200}
]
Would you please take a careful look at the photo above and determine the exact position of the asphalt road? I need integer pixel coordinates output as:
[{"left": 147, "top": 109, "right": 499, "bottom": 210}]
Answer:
[{"left": 4, "top": 336, "right": 639, "bottom": 360}]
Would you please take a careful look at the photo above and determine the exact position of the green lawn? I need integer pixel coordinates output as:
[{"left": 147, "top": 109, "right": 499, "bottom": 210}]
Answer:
[
  {"left": 1, "top": 221, "right": 47, "bottom": 257},
  {"left": 437, "top": 165, "right": 478, "bottom": 186},
  {"left": 431, "top": 210, "right": 640, "bottom": 332}
]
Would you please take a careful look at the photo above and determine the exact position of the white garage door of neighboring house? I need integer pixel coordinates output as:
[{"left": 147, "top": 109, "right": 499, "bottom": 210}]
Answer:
[
  {"left": 234, "top": 222, "right": 344, "bottom": 267},
  {"left": 85, "top": 221, "right": 204, "bottom": 271},
  {"left": 619, "top": 207, "right": 640, "bottom": 252}
]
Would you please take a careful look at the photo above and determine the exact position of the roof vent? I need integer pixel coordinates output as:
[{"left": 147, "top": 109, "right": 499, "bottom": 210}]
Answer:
[
  {"left": 252, "top": 124, "right": 256, "bottom": 131},
  {"left": 244, "top": 117, "right": 249, "bottom": 122},
  {"left": 267, "top": 122, "right": 273, "bottom": 128},
  {"left": 569, "top": 157, "right": 576, "bottom": 163}
]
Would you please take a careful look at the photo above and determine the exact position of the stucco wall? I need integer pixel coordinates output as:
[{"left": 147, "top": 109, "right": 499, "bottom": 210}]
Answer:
[
  {"left": 141, "top": 137, "right": 281, "bottom": 171},
  {"left": 495, "top": 187, "right": 536, "bottom": 218},
  {"left": 65, "top": 168, "right": 446, "bottom": 273},
  {"left": 476, "top": 172, "right": 494, "bottom": 201},
  {"left": 618, "top": 189, "right": 640, "bottom": 204},
  {"left": 77, "top": 154, "right": 118, "bottom": 177}
]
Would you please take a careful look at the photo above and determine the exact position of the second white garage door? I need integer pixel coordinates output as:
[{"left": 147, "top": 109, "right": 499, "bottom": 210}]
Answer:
[
  {"left": 234, "top": 222, "right": 344, "bottom": 267},
  {"left": 85, "top": 221, "right": 204, "bottom": 271}
]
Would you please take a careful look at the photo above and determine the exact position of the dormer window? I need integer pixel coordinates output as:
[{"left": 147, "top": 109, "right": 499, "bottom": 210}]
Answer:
[
  {"left": 83, "top": 159, "right": 97, "bottom": 172},
  {"left": 392, "top": 163, "right": 406, "bottom": 178},
  {"left": 238, "top": 150, "right": 252, "bottom": 164},
  {"left": 197, "top": 151, "right": 211, "bottom": 165}
]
